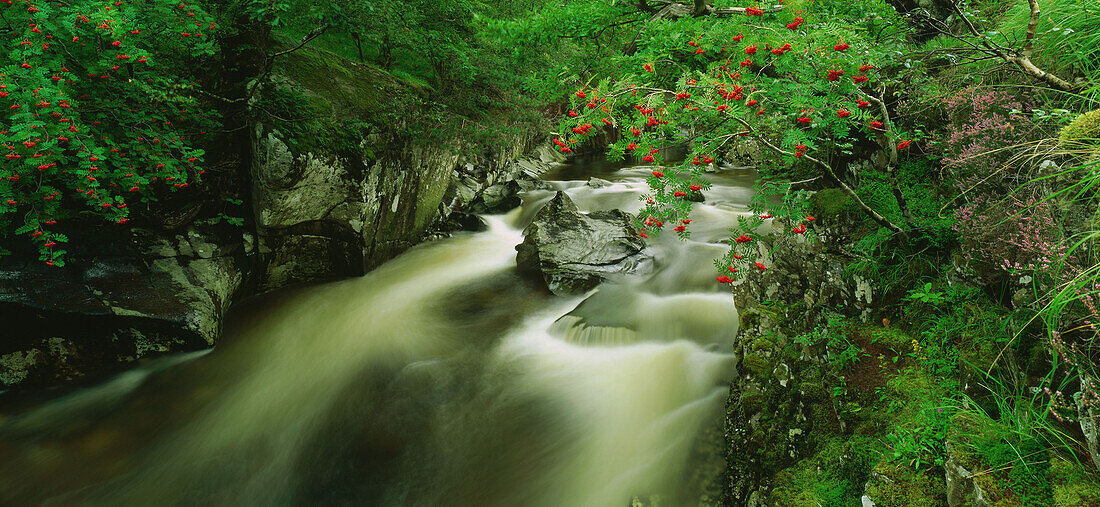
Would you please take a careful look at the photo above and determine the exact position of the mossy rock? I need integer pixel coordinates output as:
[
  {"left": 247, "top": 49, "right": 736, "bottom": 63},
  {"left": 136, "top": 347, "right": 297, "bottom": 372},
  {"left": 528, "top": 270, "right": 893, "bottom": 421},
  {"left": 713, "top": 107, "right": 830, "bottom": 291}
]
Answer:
[
  {"left": 750, "top": 336, "right": 777, "bottom": 352},
  {"left": 1051, "top": 458, "right": 1100, "bottom": 507},
  {"left": 739, "top": 304, "right": 784, "bottom": 332},
  {"left": 865, "top": 460, "right": 948, "bottom": 506},
  {"left": 739, "top": 308, "right": 763, "bottom": 330},
  {"left": 810, "top": 188, "right": 857, "bottom": 217},
  {"left": 742, "top": 353, "right": 772, "bottom": 376},
  {"left": 739, "top": 392, "right": 768, "bottom": 413},
  {"left": 1059, "top": 109, "right": 1100, "bottom": 145},
  {"left": 768, "top": 438, "right": 880, "bottom": 506}
]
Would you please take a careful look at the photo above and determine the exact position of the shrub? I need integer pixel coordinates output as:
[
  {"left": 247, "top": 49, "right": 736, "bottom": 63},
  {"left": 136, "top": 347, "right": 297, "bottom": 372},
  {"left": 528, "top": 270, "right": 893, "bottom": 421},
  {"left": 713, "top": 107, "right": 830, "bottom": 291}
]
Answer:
[
  {"left": 0, "top": 0, "right": 219, "bottom": 266},
  {"left": 939, "top": 87, "right": 1040, "bottom": 194}
]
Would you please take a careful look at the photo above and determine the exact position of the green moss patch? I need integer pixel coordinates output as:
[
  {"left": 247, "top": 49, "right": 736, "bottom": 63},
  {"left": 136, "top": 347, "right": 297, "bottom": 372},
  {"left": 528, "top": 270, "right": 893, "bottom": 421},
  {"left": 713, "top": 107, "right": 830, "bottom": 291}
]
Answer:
[{"left": 1059, "top": 109, "right": 1100, "bottom": 145}]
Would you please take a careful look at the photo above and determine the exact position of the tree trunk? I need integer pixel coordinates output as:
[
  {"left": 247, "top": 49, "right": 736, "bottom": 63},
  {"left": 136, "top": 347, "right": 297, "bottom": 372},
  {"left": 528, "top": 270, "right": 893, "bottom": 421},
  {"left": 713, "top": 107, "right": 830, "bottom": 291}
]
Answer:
[
  {"left": 352, "top": 32, "right": 364, "bottom": 63},
  {"left": 380, "top": 32, "right": 393, "bottom": 70}
]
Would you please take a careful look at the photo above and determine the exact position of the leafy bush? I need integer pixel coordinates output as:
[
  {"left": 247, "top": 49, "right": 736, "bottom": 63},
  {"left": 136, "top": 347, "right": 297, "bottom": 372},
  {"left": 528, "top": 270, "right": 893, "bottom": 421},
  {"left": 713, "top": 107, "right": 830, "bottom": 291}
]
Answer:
[{"left": 0, "top": 0, "right": 219, "bottom": 265}]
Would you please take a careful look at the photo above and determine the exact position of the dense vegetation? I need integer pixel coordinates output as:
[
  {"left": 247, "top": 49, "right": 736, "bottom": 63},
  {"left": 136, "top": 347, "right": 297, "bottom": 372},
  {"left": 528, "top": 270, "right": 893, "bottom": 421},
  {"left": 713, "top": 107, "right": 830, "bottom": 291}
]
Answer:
[
  {"left": 4, "top": 0, "right": 1100, "bottom": 503},
  {"left": 495, "top": 0, "right": 1100, "bottom": 504}
]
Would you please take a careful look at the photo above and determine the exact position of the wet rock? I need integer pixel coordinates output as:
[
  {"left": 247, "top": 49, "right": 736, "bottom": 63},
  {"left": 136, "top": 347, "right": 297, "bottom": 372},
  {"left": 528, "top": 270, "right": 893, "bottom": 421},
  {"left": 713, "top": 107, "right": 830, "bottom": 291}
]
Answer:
[
  {"left": 434, "top": 212, "right": 489, "bottom": 234},
  {"left": 0, "top": 227, "right": 246, "bottom": 390},
  {"left": 516, "top": 192, "right": 648, "bottom": 295},
  {"left": 587, "top": 177, "right": 613, "bottom": 188},
  {"left": 469, "top": 181, "right": 522, "bottom": 214}
]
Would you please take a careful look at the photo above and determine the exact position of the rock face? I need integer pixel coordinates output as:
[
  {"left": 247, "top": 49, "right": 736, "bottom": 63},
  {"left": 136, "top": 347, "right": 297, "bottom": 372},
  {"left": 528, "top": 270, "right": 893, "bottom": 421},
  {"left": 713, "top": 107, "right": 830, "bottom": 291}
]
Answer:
[
  {"left": 729, "top": 221, "right": 873, "bottom": 322},
  {"left": 0, "top": 226, "right": 247, "bottom": 388},
  {"left": 516, "top": 192, "right": 647, "bottom": 295},
  {"left": 721, "top": 207, "right": 879, "bottom": 504},
  {"left": 251, "top": 131, "right": 462, "bottom": 290}
]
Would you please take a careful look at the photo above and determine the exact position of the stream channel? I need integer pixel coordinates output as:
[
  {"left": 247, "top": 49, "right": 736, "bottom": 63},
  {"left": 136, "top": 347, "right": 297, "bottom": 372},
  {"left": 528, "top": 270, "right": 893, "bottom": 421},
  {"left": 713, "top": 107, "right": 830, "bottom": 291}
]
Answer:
[{"left": 0, "top": 157, "right": 758, "bottom": 506}]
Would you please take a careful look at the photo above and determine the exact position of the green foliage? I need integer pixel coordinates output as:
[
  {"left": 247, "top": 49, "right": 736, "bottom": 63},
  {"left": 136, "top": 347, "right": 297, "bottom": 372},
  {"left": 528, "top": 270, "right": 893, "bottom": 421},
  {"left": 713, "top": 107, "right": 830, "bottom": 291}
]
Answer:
[
  {"left": 768, "top": 437, "right": 880, "bottom": 507},
  {"left": 0, "top": 0, "right": 219, "bottom": 265},
  {"left": 545, "top": 0, "right": 933, "bottom": 281},
  {"left": 905, "top": 282, "right": 946, "bottom": 305},
  {"left": 268, "top": 0, "right": 547, "bottom": 149},
  {"left": 882, "top": 368, "right": 954, "bottom": 472},
  {"left": 793, "top": 316, "right": 863, "bottom": 372}
]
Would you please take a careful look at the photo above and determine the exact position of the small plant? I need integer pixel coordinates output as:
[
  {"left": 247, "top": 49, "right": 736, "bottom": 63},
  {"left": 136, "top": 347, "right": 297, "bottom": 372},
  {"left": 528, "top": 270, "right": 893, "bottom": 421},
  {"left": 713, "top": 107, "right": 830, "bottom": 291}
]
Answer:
[{"left": 905, "top": 282, "right": 947, "bottom": 305}]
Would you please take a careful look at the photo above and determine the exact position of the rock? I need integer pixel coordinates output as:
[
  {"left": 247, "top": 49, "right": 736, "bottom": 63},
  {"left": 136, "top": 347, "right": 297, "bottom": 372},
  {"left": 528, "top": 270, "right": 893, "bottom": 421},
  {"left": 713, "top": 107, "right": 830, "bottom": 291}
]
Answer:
[
  {"left": 945, "top": 456, "right": 992, "bottom": 507},
  {"left": 685, "top": 190, "right": 705, "bottom": 203},
  {"left": 0, "top": 227, "right": 246, "bottom": 390},
  {"left": 587, "top": 177, "right": 613, "bottom": 188},
  {"left": 1077, "top": 374, "right": 1100, "bottom": 471},
  {"left": 469, "top": 181, "right": 522, "bottom": 214},
  {"left": 729, "top": 223, "right": 873, "bottom": 323},
  {"left": 516, "top": 192, "right": 648, "bottom": 295},
  {"left": 434, "top": 212, "right": 489, "bottom": 234}
]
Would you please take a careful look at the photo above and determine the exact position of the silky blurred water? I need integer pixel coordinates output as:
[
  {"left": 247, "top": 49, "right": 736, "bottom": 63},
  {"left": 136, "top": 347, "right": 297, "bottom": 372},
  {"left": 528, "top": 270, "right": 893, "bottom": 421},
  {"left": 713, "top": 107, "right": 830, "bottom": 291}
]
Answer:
[{"left": 0, "top": 159, "right": 757, "bottom": 506}]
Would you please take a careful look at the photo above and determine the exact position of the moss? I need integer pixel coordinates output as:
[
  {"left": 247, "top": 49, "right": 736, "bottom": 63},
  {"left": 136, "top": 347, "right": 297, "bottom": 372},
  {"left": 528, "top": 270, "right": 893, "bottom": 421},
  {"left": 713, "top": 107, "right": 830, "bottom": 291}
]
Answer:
[
  {"left": 739, "top": 392, "right": 767, "bottom": 413},
  {"left": 1059, "top": 109, "right": 1100, "bottom": 145},
  {"left": 739, "top": 304, "right": 784, "bottom": 332},
  {"left": 1051, "top": 459, "right": 1100, "bottom": 507},
  {"left": 768, "top": 437, "right": 881, "bottom": 506},
  {"left": 946, "top": 412, "right": 1055, "bottom": 506},
  {"left": 751, "top": 336, "right": 777, "bottom": 352},
  {"left": 863, "top": 326, "right": 914, "bottom": 354},
  {"left": 739, "top": 308, "right": 762, "bottom": 329},
  {"left": 810, "top": 188, "right": 858, "bottom": 218},
  {"left": 865, "top": 460, "right": 948, "bottom": 506},
  {"left": 265, "top": 42, "right": 405, "bottom": 158},
  {"left": 742, "top": 353, "right": 772, "bottom": 376},
  {"left": 275, "top": 42, "right": 400, "bottom": 117}
]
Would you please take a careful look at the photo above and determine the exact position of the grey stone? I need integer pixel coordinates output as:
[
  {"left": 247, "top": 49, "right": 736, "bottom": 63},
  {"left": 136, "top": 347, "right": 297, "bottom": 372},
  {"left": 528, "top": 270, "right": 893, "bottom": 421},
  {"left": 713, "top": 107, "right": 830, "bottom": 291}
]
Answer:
[
  {"left": 1077, "top": 374, "right": 1100, "bottom": 471},
  {"left": 587, "top": 177, "right": 613, "bottom": 188},
  {"left": 516, "top": 192, "right": 649, "bottom": 295}
]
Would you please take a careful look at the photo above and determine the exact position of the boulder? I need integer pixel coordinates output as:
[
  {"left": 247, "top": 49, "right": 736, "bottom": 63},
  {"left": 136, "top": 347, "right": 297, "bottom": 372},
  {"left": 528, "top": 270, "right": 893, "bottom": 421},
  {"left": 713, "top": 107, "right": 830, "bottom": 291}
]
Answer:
[
  {"left": 515, "top": 192, "right": 648, "bottom": 295},
  {"left": 469, "top": 181, "right": 522, "bottom": 214},
  {"left": 587, "top": 177, "right": 613, "bottom": 188}
]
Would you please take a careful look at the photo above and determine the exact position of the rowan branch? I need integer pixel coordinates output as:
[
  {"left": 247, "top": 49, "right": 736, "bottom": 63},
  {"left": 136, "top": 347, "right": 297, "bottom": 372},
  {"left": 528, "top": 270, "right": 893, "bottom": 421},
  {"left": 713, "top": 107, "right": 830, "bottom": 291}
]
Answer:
[{"left": 730, "top": 117, "right": 907, "bottom": 237}]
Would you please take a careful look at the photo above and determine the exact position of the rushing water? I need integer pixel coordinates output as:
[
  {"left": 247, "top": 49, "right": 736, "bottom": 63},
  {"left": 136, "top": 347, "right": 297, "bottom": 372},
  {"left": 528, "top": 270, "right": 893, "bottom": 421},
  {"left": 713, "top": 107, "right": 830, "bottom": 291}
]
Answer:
[{"left": 0, "top": 159, "right": 757, "bottom": 506}]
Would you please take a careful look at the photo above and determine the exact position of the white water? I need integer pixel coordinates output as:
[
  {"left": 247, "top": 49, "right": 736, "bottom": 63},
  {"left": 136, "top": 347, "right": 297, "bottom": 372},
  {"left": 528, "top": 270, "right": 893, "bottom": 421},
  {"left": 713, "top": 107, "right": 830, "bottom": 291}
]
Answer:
[{"left": 0, "top": 160, "right": 756, "bottom": 506}]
